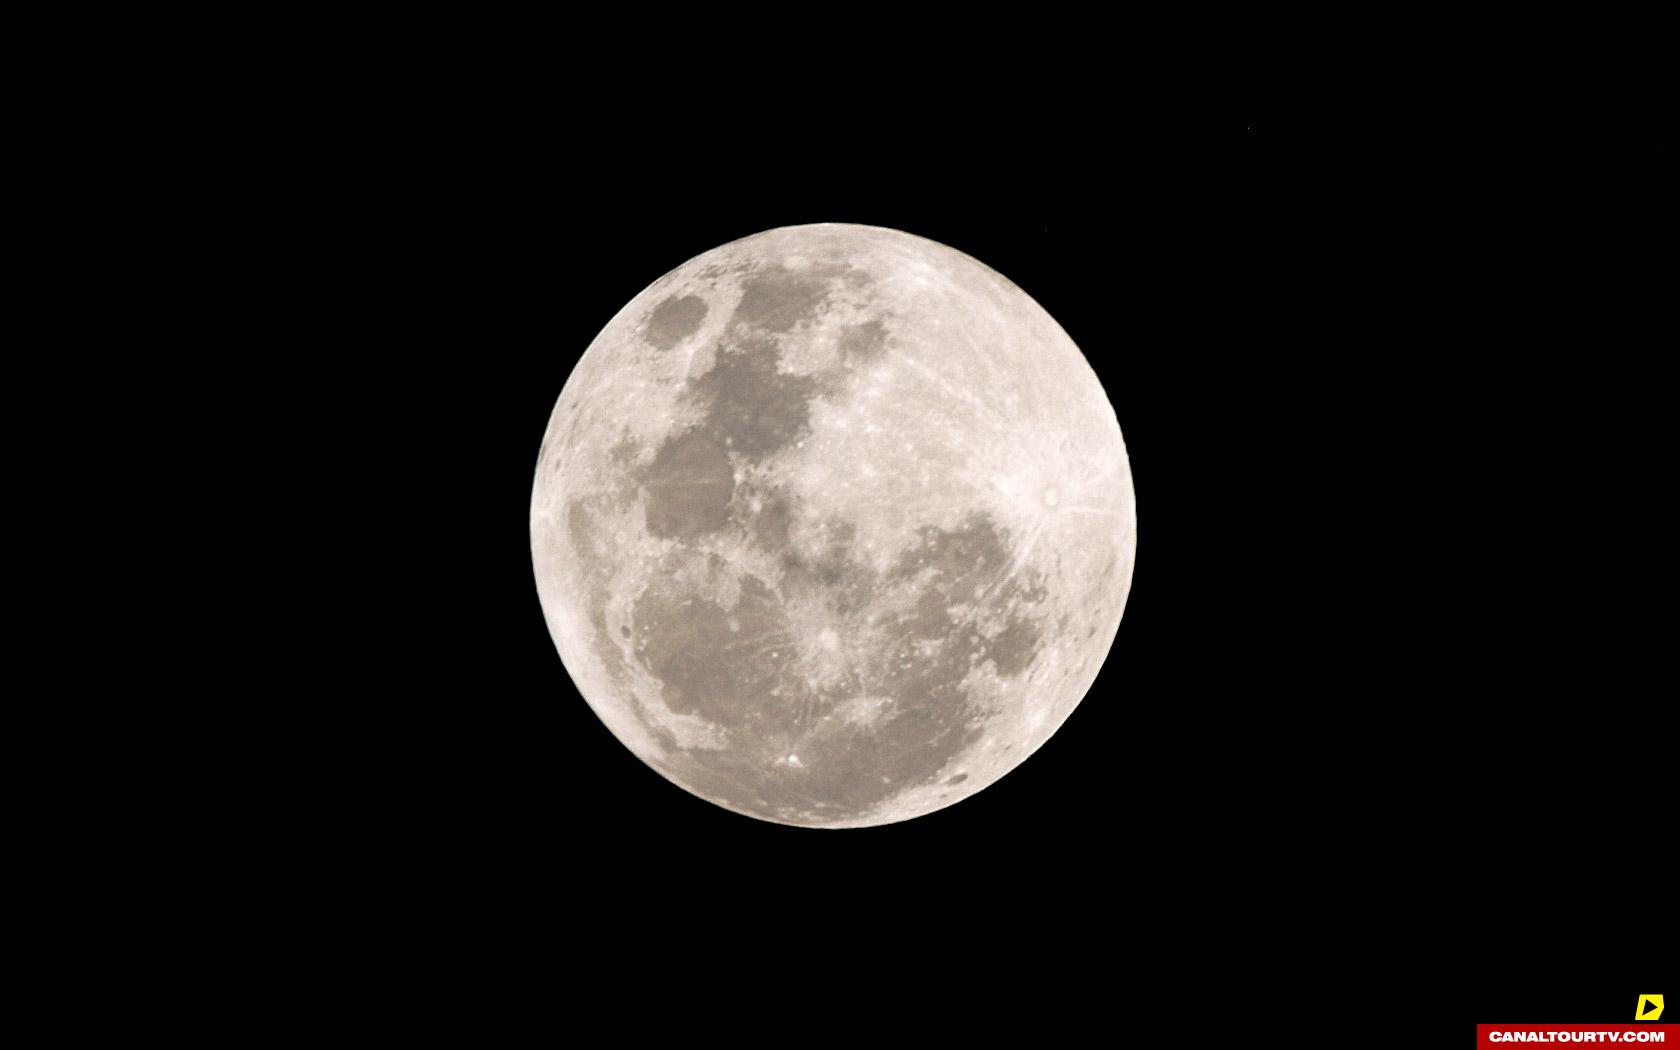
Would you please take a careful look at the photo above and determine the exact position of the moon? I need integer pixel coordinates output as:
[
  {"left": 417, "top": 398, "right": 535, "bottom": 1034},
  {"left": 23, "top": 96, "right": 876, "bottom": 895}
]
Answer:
[{"left": 531, "top": 224, "right": 1136, "bottom": 827}]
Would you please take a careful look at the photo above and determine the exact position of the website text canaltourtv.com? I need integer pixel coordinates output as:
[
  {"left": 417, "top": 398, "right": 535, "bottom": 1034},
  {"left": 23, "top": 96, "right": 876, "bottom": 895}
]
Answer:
[
  {"left": 1476, "top": 997, "right": 1671, "bottom": 1046},
  {"left": 1481, "top": 1032, "right": 1667, "bottom": 1044}
]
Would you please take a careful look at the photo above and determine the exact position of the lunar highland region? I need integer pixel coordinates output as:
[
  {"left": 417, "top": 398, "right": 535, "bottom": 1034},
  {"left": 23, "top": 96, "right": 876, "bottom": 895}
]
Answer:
[{"left": 531, "top": 224, "right": 1136, "bottom": 827}]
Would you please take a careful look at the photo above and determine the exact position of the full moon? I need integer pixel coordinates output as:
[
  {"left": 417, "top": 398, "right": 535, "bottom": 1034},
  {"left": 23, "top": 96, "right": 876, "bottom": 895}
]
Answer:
[{"left": 531, "top": 224, "right": 1136, "bottom": 827}]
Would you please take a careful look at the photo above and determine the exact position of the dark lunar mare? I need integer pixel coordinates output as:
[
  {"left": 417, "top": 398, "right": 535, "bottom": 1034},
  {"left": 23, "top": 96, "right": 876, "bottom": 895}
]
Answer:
[
  {"left": 629, "top": 511, "right": 1047, "bottom": 824},
  {"left": 691, "top": 335, "right": 818, "bottom": 459},
  {"left": 635, "top": 264, "right": 846, "bottom": 538},
  {"left": 641, "top": 432, "right": 734, "bottom": 539},
  {"left": 643, "top": 294, "right": 708, "bottom": 350},
  {"left": 731, "top": 265, "right": 838, "bottom": 334}
]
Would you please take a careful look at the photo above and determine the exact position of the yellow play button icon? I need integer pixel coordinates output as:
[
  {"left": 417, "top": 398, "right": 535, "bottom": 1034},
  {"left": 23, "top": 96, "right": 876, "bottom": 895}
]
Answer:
[{"left": 1636, "top": 995, "right": 1664, "bottom": 1021}]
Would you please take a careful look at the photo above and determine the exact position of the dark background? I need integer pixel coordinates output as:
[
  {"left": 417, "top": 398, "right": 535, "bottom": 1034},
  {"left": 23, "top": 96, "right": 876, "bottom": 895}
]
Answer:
[{"left": 315, "top": 70, "right": 1672, "bottom": 1036}]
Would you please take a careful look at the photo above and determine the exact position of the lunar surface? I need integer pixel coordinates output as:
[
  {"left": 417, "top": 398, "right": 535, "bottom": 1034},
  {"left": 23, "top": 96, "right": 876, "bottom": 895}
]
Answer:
[{"left": 531, "top": 224, "right": 1136, "bottom": 827}]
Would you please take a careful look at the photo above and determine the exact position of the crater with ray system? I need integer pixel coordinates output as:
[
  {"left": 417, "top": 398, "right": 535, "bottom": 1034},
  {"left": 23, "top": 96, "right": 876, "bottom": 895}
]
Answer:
[{"left": 531, "top": 224, "right": 1136, "bottom": 827}]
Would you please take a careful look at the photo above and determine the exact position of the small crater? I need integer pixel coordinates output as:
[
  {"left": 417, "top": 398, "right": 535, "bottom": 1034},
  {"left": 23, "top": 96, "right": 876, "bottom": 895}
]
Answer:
[{"left": 945, "top": 773, "right": 968, "bottom": 786}]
